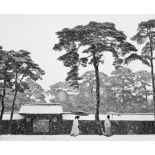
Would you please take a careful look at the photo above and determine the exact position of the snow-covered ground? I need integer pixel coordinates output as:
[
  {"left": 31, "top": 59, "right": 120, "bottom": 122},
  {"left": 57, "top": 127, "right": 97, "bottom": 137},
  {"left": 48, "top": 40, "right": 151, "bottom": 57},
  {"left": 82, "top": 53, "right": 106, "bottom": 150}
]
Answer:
[
  {"left": 63, "top": 113, "right": 155, "bottom": 121},
  {"left": 0, "top": 135, "right": 155, "bottom": 141}
]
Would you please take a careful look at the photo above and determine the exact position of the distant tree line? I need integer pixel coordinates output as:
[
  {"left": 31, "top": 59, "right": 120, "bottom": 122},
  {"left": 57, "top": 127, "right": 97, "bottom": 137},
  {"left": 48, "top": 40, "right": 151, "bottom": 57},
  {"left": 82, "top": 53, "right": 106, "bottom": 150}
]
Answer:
[{"left": 47, "top": 68, "right": 154, "bottom": 114}]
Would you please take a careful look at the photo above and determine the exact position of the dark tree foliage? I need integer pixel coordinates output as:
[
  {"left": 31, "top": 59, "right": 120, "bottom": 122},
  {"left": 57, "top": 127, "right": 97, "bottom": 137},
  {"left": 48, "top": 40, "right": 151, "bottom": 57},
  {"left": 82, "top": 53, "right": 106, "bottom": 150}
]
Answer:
[
  {"left": 8, "top": 50, "right": 45, "bottom": 133},
  {"left": 53, "top": 21, "right": 137, "bottom": 121},
  {"left": 0, "top": 47, "right": 15, "bottom": 134},
  {"left": 0, "top": 47, "right": 45, "bottom": 133},
  {"left": 130, "top": 19, "right": 155, "bottom": 123}
]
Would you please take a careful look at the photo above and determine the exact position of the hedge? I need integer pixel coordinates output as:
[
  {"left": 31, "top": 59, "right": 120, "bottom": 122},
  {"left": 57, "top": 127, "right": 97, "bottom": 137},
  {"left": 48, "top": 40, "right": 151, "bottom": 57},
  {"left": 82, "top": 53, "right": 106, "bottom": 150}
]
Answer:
[
  {"left": 49, "top": 120, "right": 155, "bottom": 135},
  {"left": 1, "top": 120, "right": 155, "bottom": 135}
]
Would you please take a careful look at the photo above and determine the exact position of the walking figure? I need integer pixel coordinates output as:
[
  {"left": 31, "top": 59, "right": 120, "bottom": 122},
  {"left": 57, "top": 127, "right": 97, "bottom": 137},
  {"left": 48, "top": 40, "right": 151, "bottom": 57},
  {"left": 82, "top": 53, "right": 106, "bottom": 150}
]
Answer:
[
  {"left": 104, "top": 115, "right": 111, "bottom": 137},
  {"left": 70, "top": 116, "right": 80, "bottom": 137}
]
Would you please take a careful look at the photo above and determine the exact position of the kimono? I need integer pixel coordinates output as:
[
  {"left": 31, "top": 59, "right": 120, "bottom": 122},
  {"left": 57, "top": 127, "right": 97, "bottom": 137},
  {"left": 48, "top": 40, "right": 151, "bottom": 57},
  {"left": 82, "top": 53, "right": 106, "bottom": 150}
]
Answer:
[
  {"left": 70, "top": 119, "right": 80, "bottom": 136},
  {"left": 104, "top": 118, "right": 111, "bottom": 137}
]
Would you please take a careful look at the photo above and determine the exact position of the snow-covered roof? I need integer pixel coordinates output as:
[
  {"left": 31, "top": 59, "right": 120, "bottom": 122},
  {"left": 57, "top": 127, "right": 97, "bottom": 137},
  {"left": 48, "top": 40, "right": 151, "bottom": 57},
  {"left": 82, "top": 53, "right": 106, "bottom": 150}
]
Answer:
[
  {"left": 2, "top": 113, "right": 25, "bottom": 120},
  {"left": 19, "top": 103, "right": 63, "bottom": 114},
  {"left": 62, "top": 113, "right": 155, "bottom": 121}
]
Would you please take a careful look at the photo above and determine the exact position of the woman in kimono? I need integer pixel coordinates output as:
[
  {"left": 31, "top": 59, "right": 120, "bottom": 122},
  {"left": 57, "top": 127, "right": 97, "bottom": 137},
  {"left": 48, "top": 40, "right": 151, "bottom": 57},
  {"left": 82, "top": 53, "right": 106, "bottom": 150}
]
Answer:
[
  {"left": 70, "top": 116, "right": 80, "bottom": 136},
  {"left": 104, "top": 115, "right": 111, "bottom": 137}
]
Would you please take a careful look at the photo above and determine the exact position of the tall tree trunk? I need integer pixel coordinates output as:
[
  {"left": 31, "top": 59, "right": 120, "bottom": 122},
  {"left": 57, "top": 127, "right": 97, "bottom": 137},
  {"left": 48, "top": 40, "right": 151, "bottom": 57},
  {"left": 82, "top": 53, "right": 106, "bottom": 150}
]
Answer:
[
  {"left": 150, "top": 58, "right": 155, "bottom": 124},
  {"left": 92, "top": 50, "right": 104, "bottom": 134},
  {"left": 94, "top": 64, "right": 100, "bottom": 121},
  {"left": 0, "top": 98, "right": 5, "bottom": 135},
  {"left": 92, "top": 52, "right": 100, "bottom": 121},
  {"left": 149, "top": 36, "right": 155, "bottom": 125},
  {"left": 9, "top": 73, "right": 18, "bottom": 134},
  {"left": 9, "top": 89, "right": 18, "bottom": 134},
  {"left": 94, "top": 64, "right": 104, "bottom": 134},
  {"left": 0, "top": 77, "right": 6, "bottom": 134}
]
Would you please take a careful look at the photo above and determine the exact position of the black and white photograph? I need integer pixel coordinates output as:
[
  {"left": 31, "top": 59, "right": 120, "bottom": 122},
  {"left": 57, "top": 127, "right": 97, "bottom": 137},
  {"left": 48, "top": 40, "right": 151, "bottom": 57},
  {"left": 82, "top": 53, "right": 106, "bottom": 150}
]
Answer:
[
  {"left": 1, "top": 0, "right": 155, "bottom": 146},
  {"left": 0, "top": 14, "right": 155, "bottom": 141},
  {"left": 2, "top": 0, "right": 155, "bottom": 154}
]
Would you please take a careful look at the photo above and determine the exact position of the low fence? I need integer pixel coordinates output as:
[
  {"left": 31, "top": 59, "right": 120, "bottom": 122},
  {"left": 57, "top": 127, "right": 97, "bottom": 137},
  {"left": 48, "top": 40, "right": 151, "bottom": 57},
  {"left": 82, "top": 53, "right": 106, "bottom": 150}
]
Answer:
[
  {"left": 12, "top": 120, "right": 153, "bottom": 135},
  {"left": 1, "top": 117, "right": 155, "bottom": 135},
  {"left": 1, "top": 120, "right": 25, "bottom": 134},
  {"left": 50, "top": 120, "right": 155, "bottom": 135}
]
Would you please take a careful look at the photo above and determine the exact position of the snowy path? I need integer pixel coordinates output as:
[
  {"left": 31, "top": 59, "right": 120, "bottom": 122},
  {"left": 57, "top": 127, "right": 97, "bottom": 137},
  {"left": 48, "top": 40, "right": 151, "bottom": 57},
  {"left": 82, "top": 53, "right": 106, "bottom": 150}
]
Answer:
[{"left": 0, "top": 135, "right": 155, "bottom": 141}]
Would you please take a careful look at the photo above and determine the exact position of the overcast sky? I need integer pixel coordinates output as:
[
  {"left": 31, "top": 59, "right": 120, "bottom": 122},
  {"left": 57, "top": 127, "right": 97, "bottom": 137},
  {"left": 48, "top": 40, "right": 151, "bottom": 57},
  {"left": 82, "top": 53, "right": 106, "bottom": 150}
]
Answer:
[{"left": 0, "top": 14, "right": 155, "bottom": 90}]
